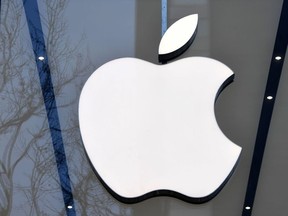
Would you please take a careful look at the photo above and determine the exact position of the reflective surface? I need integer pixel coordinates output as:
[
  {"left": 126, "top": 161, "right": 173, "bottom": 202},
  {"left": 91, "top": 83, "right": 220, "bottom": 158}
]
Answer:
[{"left": 0, "top": 0, "right": 286, "bottom": 215}]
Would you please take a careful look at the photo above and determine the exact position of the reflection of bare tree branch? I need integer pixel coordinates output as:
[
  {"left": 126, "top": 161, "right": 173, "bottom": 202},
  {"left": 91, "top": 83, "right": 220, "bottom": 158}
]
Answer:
[
  {"left": 0, "top": 1, "right": 26, "bottom": 93},
  {"left": 0, "top": 0, "right": 133, "bottom": 215},
  {"left": 0, "top": 0, "right": 91, "bottom": 215}
]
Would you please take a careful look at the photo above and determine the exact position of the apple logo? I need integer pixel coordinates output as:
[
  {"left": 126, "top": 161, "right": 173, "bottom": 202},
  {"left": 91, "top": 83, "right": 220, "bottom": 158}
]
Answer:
[{"left": 79, "top": 14, "right": 241, "bottom": 204}]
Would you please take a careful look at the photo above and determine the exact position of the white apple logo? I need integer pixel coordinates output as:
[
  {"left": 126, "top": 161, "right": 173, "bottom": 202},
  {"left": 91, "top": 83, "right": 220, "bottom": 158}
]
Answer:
[{"left": 79, "top": 14, "right": 241, "bottom": 203}]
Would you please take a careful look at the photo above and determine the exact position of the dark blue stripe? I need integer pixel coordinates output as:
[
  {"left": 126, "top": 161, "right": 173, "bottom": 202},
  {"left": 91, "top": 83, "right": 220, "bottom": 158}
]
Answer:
[
  {"left": 242, "top": 0, "right": 288, "bottom": 215},
  {"left": 22, "top": 0, "right": 76, "bottom": 215}
]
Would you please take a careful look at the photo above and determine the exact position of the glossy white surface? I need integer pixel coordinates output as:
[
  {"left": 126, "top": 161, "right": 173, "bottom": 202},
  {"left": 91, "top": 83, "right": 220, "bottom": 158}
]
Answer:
[
  {"left": 79, "top": 57, "right": 241, "bottom": 199},
  {"left": 158, "top": 14, "right": 198, "bottom": 55}
]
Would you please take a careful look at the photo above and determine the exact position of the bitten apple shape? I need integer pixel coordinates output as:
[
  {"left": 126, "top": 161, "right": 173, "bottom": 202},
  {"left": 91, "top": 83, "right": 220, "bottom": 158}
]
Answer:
[{"left": 79, "top": 57, "right": 241, "bottom": 203}]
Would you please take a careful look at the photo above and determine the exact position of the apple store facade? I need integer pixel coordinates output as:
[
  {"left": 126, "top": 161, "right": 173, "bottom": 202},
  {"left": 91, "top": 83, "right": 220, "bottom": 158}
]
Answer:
[{"left": 1, "top": 0, "right": 288, "bottom": 216}]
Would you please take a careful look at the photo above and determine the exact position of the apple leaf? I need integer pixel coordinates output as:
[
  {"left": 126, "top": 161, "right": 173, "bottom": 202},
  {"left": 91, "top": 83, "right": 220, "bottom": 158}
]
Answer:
[{"left": 158, "top": 14, "right": 198, "bottom": 63}]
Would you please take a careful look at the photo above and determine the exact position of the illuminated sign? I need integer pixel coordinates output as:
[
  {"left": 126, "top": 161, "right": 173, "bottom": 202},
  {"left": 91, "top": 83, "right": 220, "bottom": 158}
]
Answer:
[{"left": 79, "top": 14, "right": 241, "bottom": 203}]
